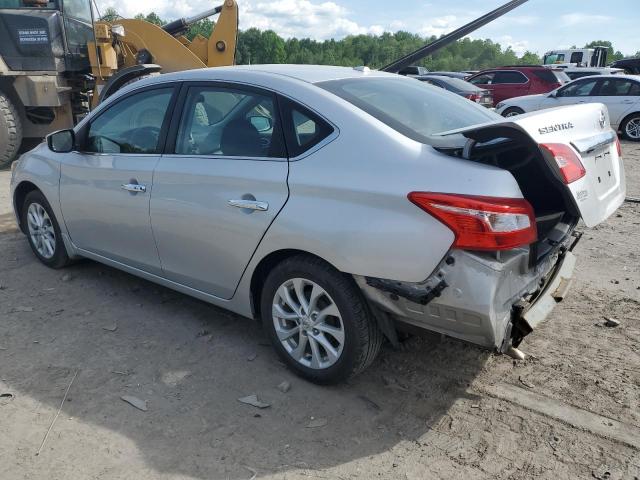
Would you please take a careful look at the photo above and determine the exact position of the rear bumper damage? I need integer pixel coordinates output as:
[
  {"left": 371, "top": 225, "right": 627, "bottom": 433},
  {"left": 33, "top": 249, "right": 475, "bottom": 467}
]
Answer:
[{"left": 355, "top": 231, "right": 581, "bottom": 352}]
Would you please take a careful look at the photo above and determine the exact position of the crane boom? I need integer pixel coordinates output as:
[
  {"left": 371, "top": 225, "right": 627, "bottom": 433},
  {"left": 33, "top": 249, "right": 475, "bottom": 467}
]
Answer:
[{"left": 381, "top": 0, "right": 529, "bottom": 73}]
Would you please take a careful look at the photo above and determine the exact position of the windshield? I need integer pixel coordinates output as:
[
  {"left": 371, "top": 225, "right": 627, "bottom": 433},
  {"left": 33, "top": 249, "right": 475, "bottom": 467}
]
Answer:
[
  {"left": 63, "top": 0, "right": 92, "bottom": 22},
  {"left": 544, "top": 53, "right": 565, "bottom": 65},
  {"left": 318, "top": 77, "right": 498, "bottom": 143}
]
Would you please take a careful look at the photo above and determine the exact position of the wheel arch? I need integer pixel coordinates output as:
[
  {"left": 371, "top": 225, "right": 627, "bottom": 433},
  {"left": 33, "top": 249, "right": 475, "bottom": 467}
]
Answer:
[
  {"left": 13, "top": 180, "right": 41, "bottom": 233},
  {"left": 249, "top": 249, "right": 341, "bottom": 320},
  {"left": 619, "top": 111, "right": 640, "bottom": 134}
]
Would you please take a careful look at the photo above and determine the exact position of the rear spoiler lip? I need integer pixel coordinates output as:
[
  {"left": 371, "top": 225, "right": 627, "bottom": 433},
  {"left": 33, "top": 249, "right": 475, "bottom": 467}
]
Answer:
[{"left": 571, "top": 130, "right": 616, "bottom": 154}]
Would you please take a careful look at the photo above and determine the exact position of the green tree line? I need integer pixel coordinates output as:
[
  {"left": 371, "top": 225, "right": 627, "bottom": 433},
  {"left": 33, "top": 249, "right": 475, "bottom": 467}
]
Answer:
[{"left": 100, "top": 8, "right": 633, "bottom": 71}]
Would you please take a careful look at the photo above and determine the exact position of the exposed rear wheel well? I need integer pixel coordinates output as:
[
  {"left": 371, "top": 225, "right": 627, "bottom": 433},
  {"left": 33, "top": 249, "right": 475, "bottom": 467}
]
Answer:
[
  {"left": 250, "top": 249, "right": 338, "bottom": 320},
  {"left": 13, "top": 181, "right": 40, "bottom": 233}
]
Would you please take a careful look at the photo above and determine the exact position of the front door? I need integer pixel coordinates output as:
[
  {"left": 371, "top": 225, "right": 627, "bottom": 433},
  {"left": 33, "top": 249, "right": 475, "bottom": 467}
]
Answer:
[
  {"left": 150, "top": 83, "right": 290, "bottom": 299},
  {"left": 539, "top": 78, "right": 599, "bottom": 110},
  {"left": 59, "top": 85, "right": 177, "bottom": 274}
]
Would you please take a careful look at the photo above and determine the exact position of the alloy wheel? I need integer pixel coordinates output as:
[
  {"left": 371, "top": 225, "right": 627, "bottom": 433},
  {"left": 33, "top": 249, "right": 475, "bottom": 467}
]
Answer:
[
  {"left": 625, "top": 117, "right": 640, "bottom": 140},
  {"left": 27, "top": 202, "right": 56, "bottom": 259},
  {"left": 272, "top": 278, "right": 345, "bottom": 369}
]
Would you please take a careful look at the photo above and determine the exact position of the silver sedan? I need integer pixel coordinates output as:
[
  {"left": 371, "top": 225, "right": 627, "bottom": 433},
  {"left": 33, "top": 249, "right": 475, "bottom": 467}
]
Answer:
[{"left": 10, "top": 65, "right": 626, "bottom": 383}]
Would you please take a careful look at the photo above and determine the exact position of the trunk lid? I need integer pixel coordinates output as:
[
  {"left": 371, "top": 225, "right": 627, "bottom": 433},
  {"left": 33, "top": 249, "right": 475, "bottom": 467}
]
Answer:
[{"left": 433, "top": 103, "right": 626, "bottom": 228}]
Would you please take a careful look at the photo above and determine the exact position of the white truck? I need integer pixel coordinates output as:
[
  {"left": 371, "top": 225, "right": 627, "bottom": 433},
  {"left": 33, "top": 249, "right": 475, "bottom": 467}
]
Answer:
[{"left": 543, "top": 47, "right": 608, "bottom": 69}]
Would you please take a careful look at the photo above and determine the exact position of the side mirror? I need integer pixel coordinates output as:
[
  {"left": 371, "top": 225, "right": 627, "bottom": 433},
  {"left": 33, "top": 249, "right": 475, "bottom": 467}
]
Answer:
[
  {"left": 47, "top": 129, "right": 75, "bottom": 153},
  {"left": 548, "top": 90, "right": 558, "bottom": 98},
  {"left": 249, "top": 115, "right": 273, "bottom": 132}
]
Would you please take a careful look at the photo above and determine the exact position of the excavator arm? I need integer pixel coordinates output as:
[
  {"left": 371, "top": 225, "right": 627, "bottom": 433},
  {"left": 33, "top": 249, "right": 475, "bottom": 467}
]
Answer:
[{"left": 382, "top": 0, "right": 529, "bottom": 73}]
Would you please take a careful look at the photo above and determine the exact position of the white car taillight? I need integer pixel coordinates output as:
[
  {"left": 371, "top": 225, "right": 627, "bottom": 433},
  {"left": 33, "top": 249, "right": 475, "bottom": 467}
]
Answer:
[{"left": 540, "top": 143, "right": 586, "bottom": 184}]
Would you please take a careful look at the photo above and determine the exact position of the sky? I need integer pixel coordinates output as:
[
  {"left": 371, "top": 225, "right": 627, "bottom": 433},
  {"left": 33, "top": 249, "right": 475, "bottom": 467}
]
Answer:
[{"left": 95, "top": 0, "right": 640, "bottom": 57}]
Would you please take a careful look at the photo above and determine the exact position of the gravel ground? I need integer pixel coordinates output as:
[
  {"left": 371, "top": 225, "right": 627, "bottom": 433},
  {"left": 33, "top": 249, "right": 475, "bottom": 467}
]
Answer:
[{"left": 0, "top": 143, "right": 638, "bottom": 480}]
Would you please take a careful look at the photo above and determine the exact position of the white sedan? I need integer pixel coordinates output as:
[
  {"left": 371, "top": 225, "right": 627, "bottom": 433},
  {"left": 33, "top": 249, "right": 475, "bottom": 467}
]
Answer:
[{"left": 496, "top": 75, "right": 640, "bottom": 141}]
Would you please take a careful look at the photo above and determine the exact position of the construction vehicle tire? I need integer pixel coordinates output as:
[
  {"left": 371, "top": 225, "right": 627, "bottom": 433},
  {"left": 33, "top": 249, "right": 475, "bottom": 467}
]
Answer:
[{"left": 0, "top": 91, "right": 23, "bottom": 169}]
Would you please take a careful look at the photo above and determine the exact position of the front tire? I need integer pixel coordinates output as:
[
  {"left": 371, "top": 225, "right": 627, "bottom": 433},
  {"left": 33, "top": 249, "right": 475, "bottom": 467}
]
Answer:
[
  {"left": 22, "top": 190, "right": 71, "bottom": 269},
  {"left": 261, "top": 255, "right": 383, "bottom": 384},
  {"left": 620, "top": 113, "right": 640, "bottom": 142},
  {"left": 502, "top": 107, "right": 524, "bottom": 118}
]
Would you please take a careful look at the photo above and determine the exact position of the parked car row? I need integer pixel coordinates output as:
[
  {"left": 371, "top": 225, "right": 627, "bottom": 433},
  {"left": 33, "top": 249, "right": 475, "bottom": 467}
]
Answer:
[{"left": 400, "top": 62, "right": 639, "bottom": 141}]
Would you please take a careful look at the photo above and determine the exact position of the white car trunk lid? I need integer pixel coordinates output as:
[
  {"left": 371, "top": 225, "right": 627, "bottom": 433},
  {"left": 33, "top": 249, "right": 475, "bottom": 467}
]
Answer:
[{"left": 436, "top": 103, "right": 626, "bottom": 228}]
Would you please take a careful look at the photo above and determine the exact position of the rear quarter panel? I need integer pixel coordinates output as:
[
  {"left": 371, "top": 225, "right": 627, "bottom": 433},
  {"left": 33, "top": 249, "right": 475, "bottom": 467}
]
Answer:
[{"left": 246, "top": 88, "right": 525, "bottom": 284}]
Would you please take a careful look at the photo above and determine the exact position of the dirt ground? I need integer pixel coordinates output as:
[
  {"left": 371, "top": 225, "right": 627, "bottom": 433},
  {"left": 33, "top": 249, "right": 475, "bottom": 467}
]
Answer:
[{"left": 1, "top": 144, "right": 639, "bottom": 480}]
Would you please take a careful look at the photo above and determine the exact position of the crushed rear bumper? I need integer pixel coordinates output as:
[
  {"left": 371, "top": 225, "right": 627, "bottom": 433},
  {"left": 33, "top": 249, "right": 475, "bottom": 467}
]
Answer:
[{"left": 355, "top": 231, "right": 581, "bottom": 352}]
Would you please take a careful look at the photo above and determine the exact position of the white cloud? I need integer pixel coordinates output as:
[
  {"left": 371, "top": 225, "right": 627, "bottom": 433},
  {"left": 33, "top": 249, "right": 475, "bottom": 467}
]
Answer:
[
  {"left": 418, "top": 15, "right": 463, "bottom": 37},
  {"left": 96, "top": 0, "right": 389, "bottom": 40},
  {"left": 497, "top": 35, "right": 530, "bottom": 56},
  {"left": 560, "top": 14, "right": 613, "bottom": 26},
  {"left": 241, "top": 0, "right": 387, "bottom": 39}
]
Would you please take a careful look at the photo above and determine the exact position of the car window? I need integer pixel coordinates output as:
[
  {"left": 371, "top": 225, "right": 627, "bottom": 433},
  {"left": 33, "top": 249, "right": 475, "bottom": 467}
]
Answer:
[
  {"left": 319, "top": 77, "right": 498, "bottom": 144},
  {"left": 469, "top": 73, "right": 495, "bottom": 85},
  {"left": 570, "top": 52, "right": 583, "bottom": 64},
  {"left": 533, "top": 69, "right": 568, "bottom": 83},
  {"left": 281, "top": 98, "right": 334, "bottom": 157},
  {"left": 557, "top": 79, "right": 598, "bottom": 97},
  {"left": 175, "top": 85, "right": 285, "bottom": 158},
  {"left": 493, "top": 71, "right": 528, "bottom": 84},
  {"left": 85, "top": 88, "right": 173, "bottom": 154},
  {"left": 629, "top": 83, "right": 640, "bottom": 96},
  {"left": 597, "top": 79, "right": 637, "bottom": 96},
  {"left": 567, "top": 72, "right": 599, "bottom": 80},
  {"left": 421, "top": 79, "right": 445, "bottom": 89}
]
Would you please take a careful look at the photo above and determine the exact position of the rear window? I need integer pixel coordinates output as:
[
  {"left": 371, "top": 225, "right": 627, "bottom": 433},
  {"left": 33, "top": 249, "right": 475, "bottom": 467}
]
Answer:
[
  {"left": 533, "top": 69, "right": 569, "bottom": 84},
  {"left": 425, "top": 76, "right": 478, "bottom": 92},
  {"left": 318, "top": 77, "right": 498, "bottom": 143}
]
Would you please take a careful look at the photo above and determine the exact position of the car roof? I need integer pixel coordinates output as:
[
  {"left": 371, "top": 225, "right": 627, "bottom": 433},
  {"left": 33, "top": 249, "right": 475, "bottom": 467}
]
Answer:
[
  {"left": 612, "top": 57, "right": 640, "bottom": 65},
  {"left": 163, "top": 64, "right": 395, "bottom": 84},
  {"left": 571, "top": 74, "right": 639, "bottom": 80}
]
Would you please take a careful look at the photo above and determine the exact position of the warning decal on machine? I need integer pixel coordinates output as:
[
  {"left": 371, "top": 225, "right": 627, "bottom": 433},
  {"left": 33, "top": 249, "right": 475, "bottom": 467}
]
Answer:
[{"left": 17, "top": 28, "right": 49, "bottom": 44}]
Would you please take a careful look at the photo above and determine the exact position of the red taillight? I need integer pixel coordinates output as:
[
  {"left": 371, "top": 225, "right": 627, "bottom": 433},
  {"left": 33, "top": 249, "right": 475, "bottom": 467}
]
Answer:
[
  {"left": 465, "top": 93, "right": 480, "bottom": 103},
  {"left": 540, "top": 143, "right": 586, "bottom": 184},
  {"left": 615, "top": 136, "right": 622, "bottom": 157},
  {"left": 408, "top": 192, "right": 538, "bottom": 251}
]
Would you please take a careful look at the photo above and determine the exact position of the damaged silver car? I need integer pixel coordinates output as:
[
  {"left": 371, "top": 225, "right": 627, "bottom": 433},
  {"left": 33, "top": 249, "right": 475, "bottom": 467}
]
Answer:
[{"left": 10, "top": 65, "right": 626, "bottom": 383}]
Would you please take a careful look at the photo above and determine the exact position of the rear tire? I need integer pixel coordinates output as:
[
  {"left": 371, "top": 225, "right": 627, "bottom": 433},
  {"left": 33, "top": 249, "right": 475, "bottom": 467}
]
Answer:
[
  {"left": 0, "top": 91, "right": 23, "bottom": 169},
  {"left": 261, "top": 255, "right": 383, "bottom": 384},
  {"left": 502, "top": 107, "right": 524, "bottom": 118},
  {"left": 620, "top": 113, "right": 640, "bottom": 142},
  {"left": 22, "top": 190, "right": 71, "bottom": 269}
]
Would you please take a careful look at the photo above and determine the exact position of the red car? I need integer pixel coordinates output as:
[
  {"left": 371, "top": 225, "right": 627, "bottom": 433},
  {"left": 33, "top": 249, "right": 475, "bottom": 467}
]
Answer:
[{"left": 467, "top": 66, "right": 570, "bottom": 106}]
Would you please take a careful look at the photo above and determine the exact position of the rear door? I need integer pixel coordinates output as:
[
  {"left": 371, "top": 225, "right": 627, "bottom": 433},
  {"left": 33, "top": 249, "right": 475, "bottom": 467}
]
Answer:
[
  {"left": 491, "top": 71, "right": 530, "bottom": 103},
  {"left": 588, "top": 78, "right": 640, "bottom": 127},
  {"left": 149, "top": 82, "right": 290, "bottom": 299}
]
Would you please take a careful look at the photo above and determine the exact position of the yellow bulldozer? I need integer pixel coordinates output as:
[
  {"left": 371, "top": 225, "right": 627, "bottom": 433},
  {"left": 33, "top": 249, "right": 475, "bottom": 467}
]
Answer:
[{"left": 0, "top": 0, "right": 239, "bottom": 167}]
